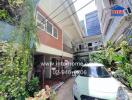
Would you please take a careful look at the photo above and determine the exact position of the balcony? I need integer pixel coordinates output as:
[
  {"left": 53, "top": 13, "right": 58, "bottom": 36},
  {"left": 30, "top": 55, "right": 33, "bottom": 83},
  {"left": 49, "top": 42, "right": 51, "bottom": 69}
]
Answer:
[{"left": 74, "top": 45, "right": 103, "bottom": 55}]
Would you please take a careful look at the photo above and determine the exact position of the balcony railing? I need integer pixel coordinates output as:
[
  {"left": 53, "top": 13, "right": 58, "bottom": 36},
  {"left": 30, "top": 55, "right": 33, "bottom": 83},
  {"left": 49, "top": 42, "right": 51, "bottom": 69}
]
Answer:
[{"left": 74, "top": 46, "right": 103, "bottom": 54}]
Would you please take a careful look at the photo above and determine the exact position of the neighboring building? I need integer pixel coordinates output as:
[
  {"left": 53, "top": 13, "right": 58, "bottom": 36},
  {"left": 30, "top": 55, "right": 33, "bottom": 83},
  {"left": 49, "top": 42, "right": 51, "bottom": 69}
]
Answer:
[
  {"left": 85, "top": 10, "right": 101, "bottom": 36},
  {"left": 73, "top": 10, "right": 103, "bottom": 62},
  {"left": 73, "top": 34, "right": 103, "bottom": 63},
  {"left": 95, "top": 0, "right": 132, "bottom": 46}
]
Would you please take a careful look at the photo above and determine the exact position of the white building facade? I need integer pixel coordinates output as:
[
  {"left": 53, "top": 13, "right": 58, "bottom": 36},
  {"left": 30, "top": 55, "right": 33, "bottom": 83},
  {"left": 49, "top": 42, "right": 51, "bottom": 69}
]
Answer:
[
  {"left": 95, "top": 0, "right": 132, "bottom": 46},
  {"left": 73, "top": 34, "right": 103, "bottom": 62}
]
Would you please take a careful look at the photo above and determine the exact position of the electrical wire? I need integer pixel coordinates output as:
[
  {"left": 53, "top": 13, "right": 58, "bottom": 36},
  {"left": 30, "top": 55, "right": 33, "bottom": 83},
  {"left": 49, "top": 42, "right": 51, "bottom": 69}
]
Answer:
[
  {"left": 39, "top": 0, "right": 78, "bottom": 25},
  {"left": 39, "top": 0, "right": 69, "bottom": 24},
  {"left": 56, "top": 0, "right": 94, "bottom": 24},
  {"left": 48, "top": 0, "right": 69, "bottom": 16},
  {"left": 51, "top": 0, "right": 77, "bottom": 20}
]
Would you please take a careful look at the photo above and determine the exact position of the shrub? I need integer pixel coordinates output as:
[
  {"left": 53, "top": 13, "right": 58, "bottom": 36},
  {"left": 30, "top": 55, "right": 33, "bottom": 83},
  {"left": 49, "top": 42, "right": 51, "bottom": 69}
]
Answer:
[
  {"left": 127, "top": 75, "right": 132, "bottom": 88},
  {"left": 25, "top": 77, "right": 40, "bottom": 97}
]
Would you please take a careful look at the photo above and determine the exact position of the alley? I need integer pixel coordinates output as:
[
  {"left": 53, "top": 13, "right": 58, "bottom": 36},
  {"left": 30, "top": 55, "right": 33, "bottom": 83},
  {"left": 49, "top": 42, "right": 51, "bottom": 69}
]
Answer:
[
  {"left": 0, "top": 0, "right": 132, "bottom": 99},
  {"left": 56, "top": 78, "right": 74, "bottom": 100}
]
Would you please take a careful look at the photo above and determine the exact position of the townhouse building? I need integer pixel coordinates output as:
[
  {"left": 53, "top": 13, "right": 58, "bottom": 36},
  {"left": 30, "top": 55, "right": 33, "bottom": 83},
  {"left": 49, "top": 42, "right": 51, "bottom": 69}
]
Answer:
[
  {"left": 95, "top": 0, "right": 132, "bottom": 46},
  {"left": 34, "top": 0, "right": 83, "bottom": 84}
]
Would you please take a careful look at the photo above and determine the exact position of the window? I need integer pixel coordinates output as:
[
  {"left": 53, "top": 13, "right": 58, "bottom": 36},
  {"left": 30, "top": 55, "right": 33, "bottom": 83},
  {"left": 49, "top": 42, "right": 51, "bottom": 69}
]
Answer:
[
  {"left": 46, "top": 21, "right": 53, "bottom": 35},
  {"left": 127, "top": 7, "right": 131, "bottom": 13},
  {"left": 126, "top": 7, "right": 132, "bottom": 14},
  {"left": 37, "top": 13, "right": 45, "bottom": 23},
  {"left": 36, "top": 11, "right": 58, "bottom": 39},
  {"left": 80, "top": 66, "right": 111, "bottom": 78},
  {"left": 53, "top": 27, "right": 58, "bottom": 38},
  {"left": 100, "top": 45, "right": 103, "bottom": 47},
  {"left": 88, "top": 43, "right": 92, "bottom": 46},
  {"left": 79, "top": 45, "right": 82, "bottom": 50},
  {"left": 37, "top": 22, "right": 44, "bottom": 29},
  {"left": 88, "top": 47, "right": 93, "bottom": 51},
  {"left": 78, "top": 44, "right": 84, "bottom": 50},
  {"left": 36, "top": 12, "right": 46, "bottom": 30}
]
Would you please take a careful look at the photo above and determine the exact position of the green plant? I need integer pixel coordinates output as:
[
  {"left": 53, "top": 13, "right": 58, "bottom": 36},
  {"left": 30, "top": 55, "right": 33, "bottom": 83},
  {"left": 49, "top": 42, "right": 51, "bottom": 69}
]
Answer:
[
  {"left": 113, "top": 69, "right": 126, "bottom": 80},
  {"left": 0, "top": 0, "right": 38, "bottom": 99},
  {"left": 89, "top": 51, "right": 110, "bottom": 67},
  {"left": 127, "top": 75, "right": 132, "bottom": 88},
  {"left": 49, "top": 90, "right": 56, "bottom": 100},
  {"left": 128, "top": 36, "right": 132, "bottom": 38},
  {"left": 0, "top": 10, "right": 8, "bottom": 20},
  {"left": 0, "top": 43, "right": 29, "bottom": 98},
  {"left": 8, "top": 0, "right": 24, "bottom": 7},
  {"left": 26, "top": 77, "right": 40, "bottom": 97},
  {"left": 105, "top": 41, "right": 116, "bottom": 63},
  {"left": 108, "top": 40, "right": 132, "bottom": 88}
]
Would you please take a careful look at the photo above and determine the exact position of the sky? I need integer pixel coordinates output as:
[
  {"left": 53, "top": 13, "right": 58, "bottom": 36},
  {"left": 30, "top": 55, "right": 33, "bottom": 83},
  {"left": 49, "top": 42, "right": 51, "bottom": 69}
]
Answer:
[{"left": 73, "top": 0, "right": 97, "bottom": 21}]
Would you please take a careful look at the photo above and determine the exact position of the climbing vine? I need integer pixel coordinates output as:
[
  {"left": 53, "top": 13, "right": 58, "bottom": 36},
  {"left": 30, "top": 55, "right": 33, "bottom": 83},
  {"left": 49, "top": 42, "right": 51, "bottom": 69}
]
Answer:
[
  {"left": 0, "top": 0, "right": 38, "bottom": 99},
  {"left": 0, "top": 0, "right": 24, "bottom": 24}
]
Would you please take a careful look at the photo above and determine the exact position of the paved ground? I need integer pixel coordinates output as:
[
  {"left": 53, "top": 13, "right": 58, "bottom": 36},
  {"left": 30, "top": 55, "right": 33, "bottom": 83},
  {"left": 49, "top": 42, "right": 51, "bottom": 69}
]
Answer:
[
  {"left": 128, "top": 90, "right": 132, "bottom": 100},
  {"left": 124, "top": 86, "right": 132, "bottom": 100},
  {"left": 55, "top": 78, "right": 74, "bottom": 100},
  {"left": 56, "top": 78, "right": 132, "bottom": 100}
]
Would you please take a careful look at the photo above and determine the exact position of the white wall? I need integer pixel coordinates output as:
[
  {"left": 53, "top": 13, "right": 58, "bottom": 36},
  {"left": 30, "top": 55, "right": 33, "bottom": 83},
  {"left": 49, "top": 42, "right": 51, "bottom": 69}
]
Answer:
[
  {"left": 74, "top": 35, "right": 103, "bottom": 52},
  {"left": 95, "top": 0, "right": 132, "bottom": 46}
]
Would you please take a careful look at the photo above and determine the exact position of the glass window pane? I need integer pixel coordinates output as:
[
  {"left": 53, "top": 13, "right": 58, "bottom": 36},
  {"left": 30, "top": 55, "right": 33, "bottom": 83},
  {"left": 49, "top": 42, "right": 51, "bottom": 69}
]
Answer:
[
  {"left": 80, "top": 66, "right": 110, "bottom": 78},
  {"left": 37, "top": 22, "right": 44, "bottom": 29},
  {"left": 47, "top": 21, "right": 53, "bottom": 34},
  {"left": 37, "top": 13, "right": 45, "bottom": 24},
  {"left": 53, "top": 28, "right": 58, "bottom": 38}
]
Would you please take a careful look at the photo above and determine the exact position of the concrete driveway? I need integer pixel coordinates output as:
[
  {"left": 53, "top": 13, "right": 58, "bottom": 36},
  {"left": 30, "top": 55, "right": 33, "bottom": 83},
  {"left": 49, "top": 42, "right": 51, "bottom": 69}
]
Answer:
[
  {"left": 56, "top": 78, "right": 132, "bottom": 100},
  {"left": 56, "top": 78, "right": 74, "bottom": 100}
]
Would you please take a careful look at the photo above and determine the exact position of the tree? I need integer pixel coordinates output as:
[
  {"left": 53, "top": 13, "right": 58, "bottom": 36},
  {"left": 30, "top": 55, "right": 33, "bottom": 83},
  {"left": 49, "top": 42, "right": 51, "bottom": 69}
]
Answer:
[{"left": 89, "top": 51, "right": 110, "bottom": 68}]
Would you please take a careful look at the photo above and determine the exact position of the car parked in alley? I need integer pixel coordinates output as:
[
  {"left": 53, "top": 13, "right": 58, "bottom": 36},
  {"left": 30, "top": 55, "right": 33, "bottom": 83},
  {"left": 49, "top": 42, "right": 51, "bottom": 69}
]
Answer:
[{"left": 73, "top": 63, "right": 129, "bottom": 100}]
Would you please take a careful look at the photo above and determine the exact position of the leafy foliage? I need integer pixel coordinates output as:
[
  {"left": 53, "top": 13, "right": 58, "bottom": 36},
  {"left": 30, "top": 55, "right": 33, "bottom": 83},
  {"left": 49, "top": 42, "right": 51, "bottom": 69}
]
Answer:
[
  {"left": 0, "top": 42, "right": 29, "bottom": 98},
  {"left": 90, "top": 51, "right": 104, "bottom": 62},
  {"left": 0, "top": 0, "right": 24, "bottom": 24},
  {"left": 26, "top": 77, "right": 40, "bottom": 97},
  {"left": 107, "top": 41, "right": 132, "bottom": 88},
  {"left": 89, "top": 40, "right": 132, "bottom": 88},
  {"left": 0, "top": 9, "right": 8, "bottom": 20},
  {"left": 0, "top": 0, "right": 38, "bottom": 99}
]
